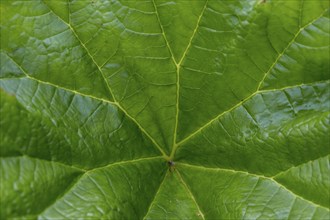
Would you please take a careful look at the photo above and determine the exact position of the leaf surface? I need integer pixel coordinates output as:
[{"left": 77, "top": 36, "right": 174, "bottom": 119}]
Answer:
[{"left": 1, "top": 0, "right": 329, "bottom": 219}]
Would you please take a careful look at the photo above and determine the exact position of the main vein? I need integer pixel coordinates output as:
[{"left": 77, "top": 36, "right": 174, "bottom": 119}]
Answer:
[
  {"left": 151, "top": 0, "right": 179, "bottom": 155},
  {"left": 170, "top": 0, "right": 209, "bottom": 159}
]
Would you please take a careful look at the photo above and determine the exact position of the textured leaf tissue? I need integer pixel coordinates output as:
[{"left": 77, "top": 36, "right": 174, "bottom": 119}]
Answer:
[{"left": 0, "top": 0, "right": 329, "bottom": 219}]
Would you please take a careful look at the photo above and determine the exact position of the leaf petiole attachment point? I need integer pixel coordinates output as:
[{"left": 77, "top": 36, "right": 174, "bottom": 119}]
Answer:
[{"left": 167, "top": 160, "right": 176, "bottom": 172}]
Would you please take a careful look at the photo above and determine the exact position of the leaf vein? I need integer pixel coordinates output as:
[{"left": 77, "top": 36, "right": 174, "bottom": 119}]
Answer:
[
  {"left": 171, "top": 0, "right": 209, "bottom": 159},
  {"left": 178, "top": 162, "right": 330, "bottom": 210},
  {"left": 41, "top": 0, "right": 114, "bottom": 100},
  {"left": 176, "top": 79, "right": 330, "bottom": 146},
  {"left": 142, "top": 170, "right": 169, "bottom": 220},
  {"left": 256, "top": 8, "right": 328, "bottom": 90},
  {"left": 176, "top": 170, "right": 206, "bottom": 220},
  {"left": 271, "top": 154, "right": 330, "bottom": 178}
]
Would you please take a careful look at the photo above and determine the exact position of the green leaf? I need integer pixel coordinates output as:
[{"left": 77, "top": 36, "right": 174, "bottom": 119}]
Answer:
[{"left": 1, "top": 0, "right": 329, "bottom": 219}]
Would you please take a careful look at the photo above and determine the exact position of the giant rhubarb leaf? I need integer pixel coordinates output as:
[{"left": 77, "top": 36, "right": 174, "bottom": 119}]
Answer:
[{"left": 1, "top": 0, "right": 329, "bottom": 219}]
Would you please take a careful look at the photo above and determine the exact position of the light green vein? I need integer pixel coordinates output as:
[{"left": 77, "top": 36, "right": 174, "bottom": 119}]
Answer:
[
  {"left": 35, "top": 173, "right": 84, "bottom": 218},
  {"left": 178, "top": 162, "right": 330, "bottom": 211},
  {"left": 142, "top": 170, "right": 169, "bottom": 220},
  {"left": 41, "top": 0, "right": 114, "bottom": 101},
  {"left": 176, "top": 169, "right": 206, "bottom": 220},
  {"left": 151, "top": 0, "right": 177, "bottom": 66},
  {"left": 170, "top": 0, "right": 209, "bottom": 159},
  {"left": 176, "top": 0, "right": 208, "bottom": 66},
  {"left": 1, "top": 155, "right": 85, "bottom": 172},
  {"left": 33, "top": 156, "right": 165, "bottom": 218},
  {"left": 87, "top": 156, "right": 164, "bottom": 173},
  {"left": 175, "top": 79, "right": 329, "bottom": 147},
  {"left": 256, "top": 7, "right": 328, "bottom": 90},
  {"left": 271, "top": 154, "right": 330, "bottom": 178},
  {"left": 151, "top": 0, "right": 179, "bottom": 158}
]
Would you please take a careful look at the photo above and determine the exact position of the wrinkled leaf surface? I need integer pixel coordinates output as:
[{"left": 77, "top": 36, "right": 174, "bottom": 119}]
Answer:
[{"left": 1, "top": 0, "right": 329, "bottom": 219}]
